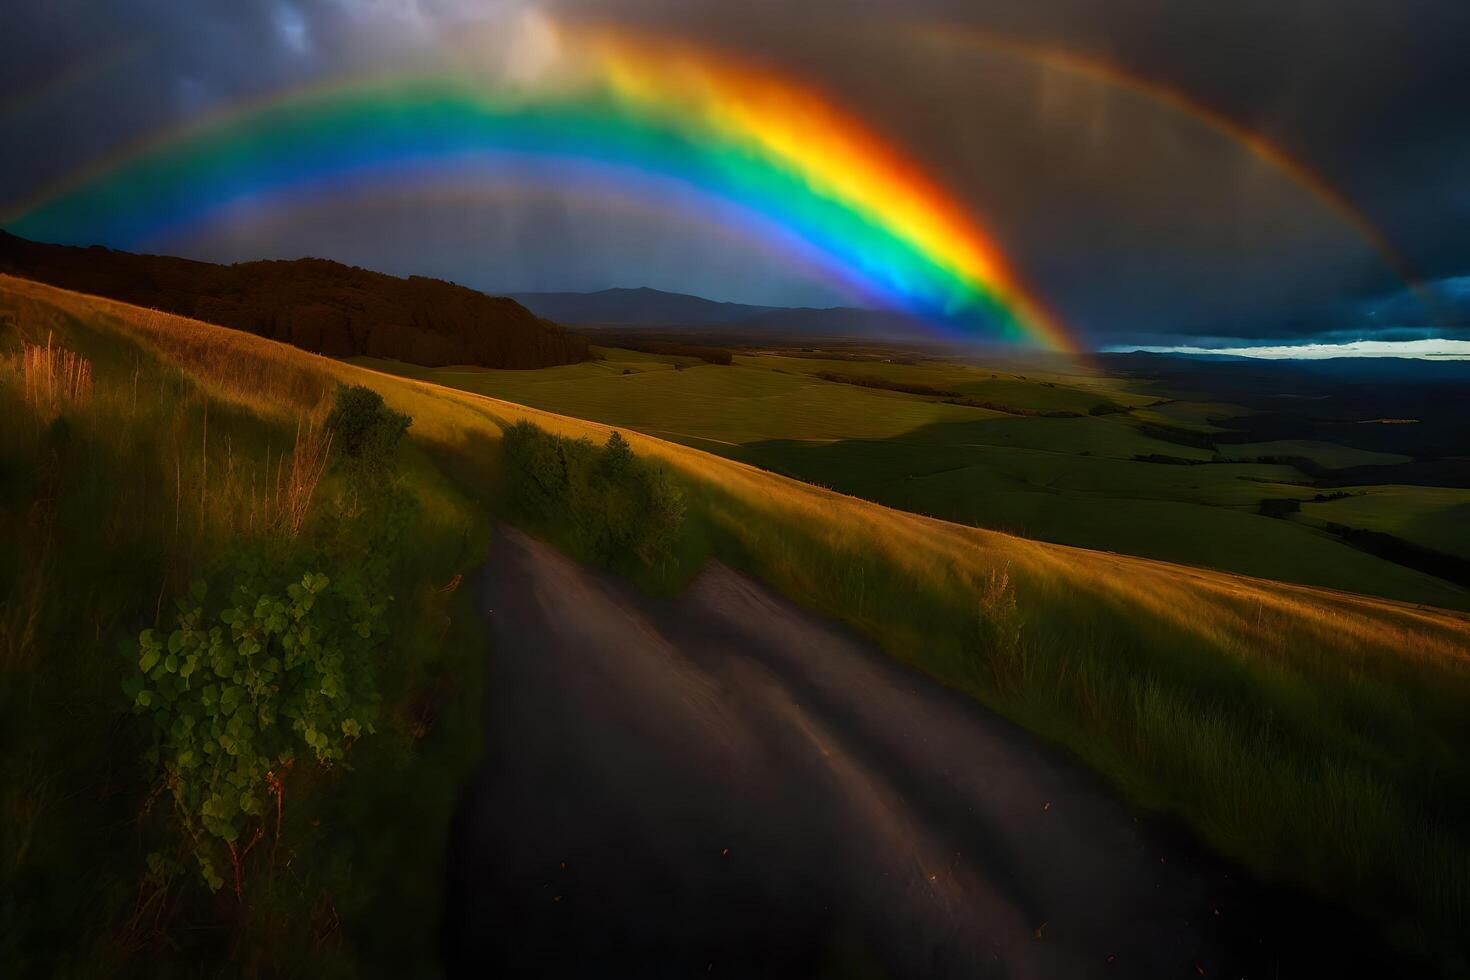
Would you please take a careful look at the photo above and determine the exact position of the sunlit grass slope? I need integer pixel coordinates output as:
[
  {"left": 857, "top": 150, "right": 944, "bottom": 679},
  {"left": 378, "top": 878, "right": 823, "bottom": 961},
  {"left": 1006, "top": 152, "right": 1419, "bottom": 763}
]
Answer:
[
  {"left": 367, "top": 351, "right": 1470, "bottom": 610},
  {"left": 6, "top": 275, "right": 1470, "bottom": 969}
]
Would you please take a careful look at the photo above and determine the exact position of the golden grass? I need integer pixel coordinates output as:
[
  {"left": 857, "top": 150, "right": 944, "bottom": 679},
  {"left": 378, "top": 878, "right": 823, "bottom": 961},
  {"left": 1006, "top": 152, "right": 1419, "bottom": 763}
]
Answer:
[
  {"left": 271, "top": 419, "right": 333, "bottom": 539},
  {"left": 129, "top": 307, "right": 330, "bottom": 416},
  {"left": 17, "top": 334, "right": 92, "bottom": 416}
]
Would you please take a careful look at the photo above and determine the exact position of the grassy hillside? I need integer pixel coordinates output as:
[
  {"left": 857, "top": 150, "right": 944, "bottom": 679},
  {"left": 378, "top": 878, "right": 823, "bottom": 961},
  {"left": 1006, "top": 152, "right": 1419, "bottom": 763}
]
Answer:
[
  {"left": 0, "top": 276, "right": 490, "bottom": 975},
  {"left": 365, "top": 349, "right": 1470, "bottom": 610},
  {"left": 4, "top": 275, "right": 1470, "bottom": 973}
]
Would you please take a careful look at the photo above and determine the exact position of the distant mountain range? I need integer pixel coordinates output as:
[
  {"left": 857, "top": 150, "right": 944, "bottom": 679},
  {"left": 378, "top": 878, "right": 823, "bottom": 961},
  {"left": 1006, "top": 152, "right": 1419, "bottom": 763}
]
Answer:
[
  {"left": 509, "top": 287, "right": 776, "bottom": 326},
  {"left": 0, "top": 232, "right": 588, "bottom": 369},
  {"left": 510, "top": 286, "right": 924, "bottom": 340}
]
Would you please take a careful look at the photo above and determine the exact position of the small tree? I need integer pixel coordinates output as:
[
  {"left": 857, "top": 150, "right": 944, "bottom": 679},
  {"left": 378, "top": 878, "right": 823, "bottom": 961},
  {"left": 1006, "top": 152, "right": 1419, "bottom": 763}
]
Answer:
[
  {"left": 602, "top": 430, "right": 634, "bottom": 475},
  {"left": 635, "top": 464, "right": 686, "bottom": 565},
  {"left": 324, "top": 384, "right": 410, "bottom": 501},
  {"left": 502, "top": 420, "right": 570, "bottom": 518}
]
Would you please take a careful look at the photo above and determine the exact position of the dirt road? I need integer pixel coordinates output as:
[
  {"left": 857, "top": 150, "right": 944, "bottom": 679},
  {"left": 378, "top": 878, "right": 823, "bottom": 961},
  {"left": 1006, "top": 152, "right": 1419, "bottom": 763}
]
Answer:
[{"left": 443, "top": 527, "right": 1395, "bottom": 978}]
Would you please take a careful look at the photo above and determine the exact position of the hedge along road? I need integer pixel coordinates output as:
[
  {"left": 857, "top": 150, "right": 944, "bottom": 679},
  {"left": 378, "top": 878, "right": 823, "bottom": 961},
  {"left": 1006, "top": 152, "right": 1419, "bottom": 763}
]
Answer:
[{"left": 442, "top": 526, "right": 1402, "bottom": 979}]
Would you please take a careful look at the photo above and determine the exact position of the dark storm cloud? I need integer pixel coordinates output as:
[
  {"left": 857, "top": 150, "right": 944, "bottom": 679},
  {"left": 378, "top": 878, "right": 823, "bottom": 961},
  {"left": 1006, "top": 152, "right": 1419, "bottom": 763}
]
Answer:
[
  {"left": 1, "top": 0, "right": 504, "bottom": 190},
  {"left": 2, "top": 0, "right": 1467, "bottom": 345}
]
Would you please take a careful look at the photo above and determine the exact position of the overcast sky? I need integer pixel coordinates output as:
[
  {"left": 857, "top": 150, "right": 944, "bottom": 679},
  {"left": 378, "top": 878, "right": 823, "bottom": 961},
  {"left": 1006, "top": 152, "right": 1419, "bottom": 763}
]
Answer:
[{"left": 2, "top": 0, "right": 1467, "bottom": 347}]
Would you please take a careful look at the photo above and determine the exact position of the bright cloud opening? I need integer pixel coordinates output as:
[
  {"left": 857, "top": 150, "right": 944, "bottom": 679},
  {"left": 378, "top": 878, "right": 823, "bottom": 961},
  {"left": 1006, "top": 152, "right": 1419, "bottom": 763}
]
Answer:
[{"left": 1107, "top": 338, "right": 1470, "bottom": 360}]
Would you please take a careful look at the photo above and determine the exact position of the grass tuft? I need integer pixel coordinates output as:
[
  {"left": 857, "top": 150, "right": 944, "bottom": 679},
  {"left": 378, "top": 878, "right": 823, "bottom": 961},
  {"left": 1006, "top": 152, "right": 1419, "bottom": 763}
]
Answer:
[
  {"left": 17, "top": 334, "right": 92, "bottom": 416},
  {"left": 272, "top": 418, "right": 333, "bottom": 539}
]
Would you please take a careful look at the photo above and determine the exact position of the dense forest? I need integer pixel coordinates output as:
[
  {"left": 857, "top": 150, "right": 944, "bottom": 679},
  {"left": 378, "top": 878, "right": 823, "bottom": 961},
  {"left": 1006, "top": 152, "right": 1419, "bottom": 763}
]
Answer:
[{"left": 0, "top": 232, "right": 589, "bottom": 369}]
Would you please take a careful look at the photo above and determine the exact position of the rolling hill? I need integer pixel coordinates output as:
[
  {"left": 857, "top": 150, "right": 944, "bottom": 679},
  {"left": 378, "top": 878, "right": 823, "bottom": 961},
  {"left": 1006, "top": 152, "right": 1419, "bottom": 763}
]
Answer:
[{"left": 0, "top": 231, "right": 589, "bottom": 368}]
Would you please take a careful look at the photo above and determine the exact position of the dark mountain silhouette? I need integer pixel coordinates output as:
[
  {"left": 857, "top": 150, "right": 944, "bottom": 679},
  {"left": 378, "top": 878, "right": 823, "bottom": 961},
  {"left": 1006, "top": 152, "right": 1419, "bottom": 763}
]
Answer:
[
  {"left": 512, "top": 286, "right": 920, "bottom": 339},
  {"left": 510, "top": 286, "right": 775, "bottom": 326},
  {"left": 737, "top": 305, "right": 929, "bottom": 339},
  {"left": 0, "top": 232, "right": 588, "bottom": 369}
]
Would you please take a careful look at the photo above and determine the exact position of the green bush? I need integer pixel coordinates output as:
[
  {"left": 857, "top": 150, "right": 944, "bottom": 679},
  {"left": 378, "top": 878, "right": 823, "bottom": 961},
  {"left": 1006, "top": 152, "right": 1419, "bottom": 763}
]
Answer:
[
  {"left": 502, "top": 421, "right": 685, "bottom": 566},
  {"left": 325, "top": 383, "right": 411, "bottom": 494},
  {"left": 127, "top": 565, "right": 388, "bottom": 894},
  {"left": 501, "top": 418, "right": 574, "bottom": 518}
]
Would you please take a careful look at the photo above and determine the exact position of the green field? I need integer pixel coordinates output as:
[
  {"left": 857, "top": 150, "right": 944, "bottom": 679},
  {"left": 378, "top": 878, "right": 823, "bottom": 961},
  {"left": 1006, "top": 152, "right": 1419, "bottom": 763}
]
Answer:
[
  {"left": 1300, "top": 485, "right": 1470, "bottom": 561},
  {"left": 1216, "top": 439, "right": 1413, "bottom": 468},
  {"left": 362, "top": 349, "right": 1470, "bottom": 610}
]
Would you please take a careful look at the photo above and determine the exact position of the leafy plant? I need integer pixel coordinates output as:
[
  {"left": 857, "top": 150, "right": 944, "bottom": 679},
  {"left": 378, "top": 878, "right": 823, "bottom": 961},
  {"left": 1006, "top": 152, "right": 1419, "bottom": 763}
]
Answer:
[{"left": 127, "top": 568, "right": 387, "bottom": 894}]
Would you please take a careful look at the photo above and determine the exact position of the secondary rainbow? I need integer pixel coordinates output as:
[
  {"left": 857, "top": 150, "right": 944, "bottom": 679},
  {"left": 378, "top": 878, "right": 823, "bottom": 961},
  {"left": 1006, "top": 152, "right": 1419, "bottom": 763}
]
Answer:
[
  {"left": 911, "top": 24, "right": 1429, "bottom": 311},
  {"left": 4, "top": 24, "right": 1077, "bottom": 352}
]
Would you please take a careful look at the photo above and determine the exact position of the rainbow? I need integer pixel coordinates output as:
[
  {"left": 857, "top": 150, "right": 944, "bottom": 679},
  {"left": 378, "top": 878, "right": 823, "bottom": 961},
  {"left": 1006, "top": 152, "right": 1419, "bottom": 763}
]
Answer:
[{"left": 3, "top": 23, "right": 1076, "bottom": 352}]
